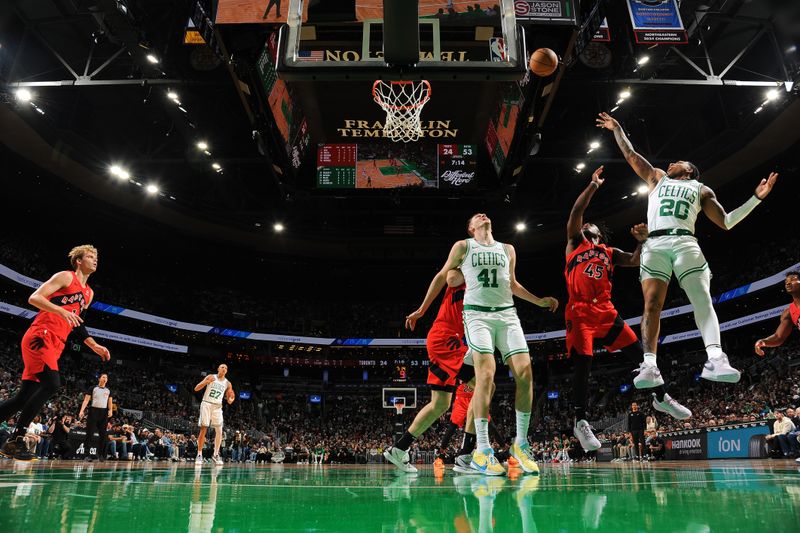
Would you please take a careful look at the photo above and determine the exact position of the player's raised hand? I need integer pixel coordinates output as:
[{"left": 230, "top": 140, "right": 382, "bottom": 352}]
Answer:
[
  {"left": 592, "top": 166, "right": 605, "bottom": 186},
  {"left": 631, "top": 223, "right": 649, "bottom": 243},
  {"left": 596, "top": 112, "right": 620, "bottom": 131},
  {"left": 405, "top": 309, "right": 424, "bottom": 331},
  {"left": 754, "top": 172, "right": 778, "bottom": 200},
  {"left": 754, "top": 339, "right": 767, "bottom": 357},
  {"left": 539, "top": 297, "right": 559, "bottom": 313}
]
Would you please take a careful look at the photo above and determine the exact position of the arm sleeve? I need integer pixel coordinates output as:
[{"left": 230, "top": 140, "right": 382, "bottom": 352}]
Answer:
[
  {"left": 723, "top": 195, "right": 761, "bottom": 230},
  {"left": 73, "top": 309, "right": 90, "bottom": 342}
]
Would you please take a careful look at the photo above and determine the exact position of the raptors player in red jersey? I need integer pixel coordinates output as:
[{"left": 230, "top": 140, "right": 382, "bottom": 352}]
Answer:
[
  {"left": 384, "top": 269, "right": 474, "bottom": 473},
  {"left": 0, "top": 245, "right": 110, "bottom": 461},
  {"left": 565, "top": 167, "right": 691, "bottom": 452},
  {"left": 754, "top": 271, "right": 800, "bottom": 355}
]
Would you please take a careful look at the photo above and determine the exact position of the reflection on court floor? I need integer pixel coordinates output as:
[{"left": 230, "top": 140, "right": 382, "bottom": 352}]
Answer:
[{"left": 1, "top": 460, "right": 798, "bottom": 532}]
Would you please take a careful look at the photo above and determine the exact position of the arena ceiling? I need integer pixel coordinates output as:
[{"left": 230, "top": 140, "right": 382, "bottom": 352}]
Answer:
[{"left": 1, "top": 0, "right": 798, "bottom": 260}]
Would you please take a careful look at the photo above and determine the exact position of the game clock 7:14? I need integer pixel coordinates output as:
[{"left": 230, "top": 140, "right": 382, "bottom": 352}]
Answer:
[{"left": 438, "top": 144, "right": 477, "bottom": 188}]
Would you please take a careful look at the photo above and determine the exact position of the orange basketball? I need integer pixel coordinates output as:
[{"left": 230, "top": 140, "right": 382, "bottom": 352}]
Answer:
[{"left": 529, "top": 48, "right": 559, "bottom": 77}]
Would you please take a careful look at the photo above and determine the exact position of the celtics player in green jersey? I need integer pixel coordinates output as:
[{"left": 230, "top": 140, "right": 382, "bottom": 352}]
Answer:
[
  {"left": 406, "top": 214, "right": 558, "bottom": 476},
  {"left": 597, "top": 111, "right": 778, "bottom": 385}
]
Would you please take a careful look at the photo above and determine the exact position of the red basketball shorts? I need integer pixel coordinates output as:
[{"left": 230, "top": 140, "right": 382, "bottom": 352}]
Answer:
[
  {"left": 426, "top": 328, "right": 467, "bottom": 392},
  {"left": 21, "top": 327, "right": 64, "bottom": 381},
  {"left": 450, "top": 392, "right": 472, "bottom": 428},
  {"left": 565, "top": 304, "right": 638, "bottom": 356}
]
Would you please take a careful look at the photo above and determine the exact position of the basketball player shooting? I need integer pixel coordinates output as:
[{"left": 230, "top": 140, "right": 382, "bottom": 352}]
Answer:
[
  {"left": 195, "top": 364, "right": 234, "bottom": 466},
  {"left": 597, "top": 111, "right": 778, "bottom": 385},
  {"left": 754, "top": 271, "right": 800, "bottom": 356},
  {"left": 565, "top": 166, "right": 691, "bottom": 453}
]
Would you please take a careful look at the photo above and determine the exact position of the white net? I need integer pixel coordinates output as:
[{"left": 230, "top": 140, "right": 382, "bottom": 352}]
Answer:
[{"left": 372, "top": 80, "right": 432, "bottom": 143}]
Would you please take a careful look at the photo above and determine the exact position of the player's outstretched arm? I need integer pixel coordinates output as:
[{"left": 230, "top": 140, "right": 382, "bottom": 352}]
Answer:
[
  {"left": 755, "top": 308, "right": 793, "bottom": 356},
  {"left": 700, "top": 172, "right": 777, "bottom": 230},
  {"left": 226, "top": 382, "right": 235, "bottom": 404},
  {"left": 566, "top": 166, "right": 604, "bottom": 254},
  {"left": 405, "top": 240, "right": 467, "bottom": 330},
  {"left": 596, "top": 112, "right": 660, "bottom": 187},
  {"left": 612, "top": 224, "right": 648, "bottom": 267},
  {"left": 507, "top": 244, "right": 559, "bottom": 312},
  {"left": 28, "top": 271, "right": 83, "bottom": 327}
]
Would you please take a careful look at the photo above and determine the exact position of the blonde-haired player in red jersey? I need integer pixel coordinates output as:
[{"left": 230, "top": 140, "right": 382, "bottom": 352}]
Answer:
[{"left": 0, "top": 245, "right": 110, "bottom": 461}]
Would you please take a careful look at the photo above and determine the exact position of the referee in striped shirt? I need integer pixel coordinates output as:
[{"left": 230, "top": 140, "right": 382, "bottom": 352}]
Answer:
[{"left": 79, "top": 373, "right": 113, "bottom": 461}]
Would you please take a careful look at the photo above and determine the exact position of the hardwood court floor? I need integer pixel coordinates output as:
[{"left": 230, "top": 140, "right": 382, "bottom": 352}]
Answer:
[{"left": 1, "top": 459, "right": 798, "bottom": 531}]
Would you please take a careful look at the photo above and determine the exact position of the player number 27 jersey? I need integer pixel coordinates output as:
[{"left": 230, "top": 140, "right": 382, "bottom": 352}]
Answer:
[
  {"left": 202, "top": 376, "right": 229, "bottom": 405},
  {"left": 459, "top": 238, "right": 514, "bottom": 309}
]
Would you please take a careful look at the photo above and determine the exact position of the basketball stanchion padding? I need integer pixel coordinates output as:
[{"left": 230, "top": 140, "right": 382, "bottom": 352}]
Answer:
[{"left": 372, "top": 80, "right": 432, "bottom": 143}]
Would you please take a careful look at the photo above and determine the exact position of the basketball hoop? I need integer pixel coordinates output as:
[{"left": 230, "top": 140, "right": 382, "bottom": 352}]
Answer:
[
  {"left": 372, "top": 80, "right": 431, "bottom": 143},
  {"left": 393, "top": 400, "right": 406, "bottom": 416}
]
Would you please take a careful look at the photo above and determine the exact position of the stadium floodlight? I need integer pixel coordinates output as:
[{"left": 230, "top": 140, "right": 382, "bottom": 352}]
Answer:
[{"left": 15, "top": 89, "right": 32, "bottom": 102}]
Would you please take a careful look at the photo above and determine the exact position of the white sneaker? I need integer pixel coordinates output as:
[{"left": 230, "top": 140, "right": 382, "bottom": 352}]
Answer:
[
  {"left": 453, "top": 453, "right": 474, "bottom": 474},
  {"left": 383, "top": 447, "right": 418, "bottom": 473},
  {"left": 700, "top": 354, "right": 741, "bottom": 383},
  {"left": 652, "top": 392, "right": 692, "bottom": 420},
  {"left": 633, "top": 361, "right": 664, "bottom": 389},
  {"left": 195, "top": 455, "right": 203, "bottom": 465},
  {"left": 212, "top": 454, "right": 224, "bottom": 465},
  {"left": 574, "top": 420, "right": 601, "bottom": 451}
]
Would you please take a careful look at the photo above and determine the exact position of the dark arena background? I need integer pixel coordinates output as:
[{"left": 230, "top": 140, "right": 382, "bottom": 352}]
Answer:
[{"left": 1, "top": 1, "right": 800, "bottom": 531}]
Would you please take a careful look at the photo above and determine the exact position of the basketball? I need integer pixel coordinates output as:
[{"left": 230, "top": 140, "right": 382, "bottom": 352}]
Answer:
[{"left": 530, "top": 48, "right": 559, "bottom": 77}]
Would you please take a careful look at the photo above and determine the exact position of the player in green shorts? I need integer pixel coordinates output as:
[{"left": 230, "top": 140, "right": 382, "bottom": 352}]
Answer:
[
  {"left": 597, "top": 111, "right": 778, "bottom": 385},
  {"left": 406, "top": 213, "right": 558, "bottom": 476}
]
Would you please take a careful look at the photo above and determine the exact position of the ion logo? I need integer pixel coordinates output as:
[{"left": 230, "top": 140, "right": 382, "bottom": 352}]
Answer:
[{"left": 716, "top": 437, "right": 741, "bottom": 453}]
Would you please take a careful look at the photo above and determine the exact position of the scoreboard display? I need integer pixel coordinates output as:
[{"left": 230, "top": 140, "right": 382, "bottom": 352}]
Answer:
[
  {"left": 437, "top": 144, "right": 477, "bottom": 188},
  {"left": 317, "top": 144, "right": 357, "bottom": 188}
]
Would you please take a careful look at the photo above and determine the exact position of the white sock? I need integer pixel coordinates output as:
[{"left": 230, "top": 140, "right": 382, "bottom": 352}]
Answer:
[
  {"left": 644, "top": 353, "right": 657, "bottom": 365},
  {"left": 475, "top": 418, "right": 490, "bottom": 451},
  {"left": 515, "top": 410, "right": 531, "bottom": 446},
  {"left": 681, "top": 271, "right": 723, "bottom": 357}
]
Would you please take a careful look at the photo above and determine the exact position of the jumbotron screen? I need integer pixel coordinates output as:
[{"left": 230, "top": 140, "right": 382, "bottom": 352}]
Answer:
[{"left": 316, "top": 142, "right": 477, "bottom": 189}]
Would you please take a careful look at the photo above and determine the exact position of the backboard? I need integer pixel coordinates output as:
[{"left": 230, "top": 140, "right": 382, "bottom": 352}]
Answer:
[
  {"left": 275, "top": 0, "right": 527, "bottom": 81},
  {"left": 382, "top": 387, "right": 418, "bottom": 409}
]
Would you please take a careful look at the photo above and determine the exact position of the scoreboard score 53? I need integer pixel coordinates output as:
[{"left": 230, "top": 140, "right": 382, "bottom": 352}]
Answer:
[{"left": 438, "top": 144, "right": 477, "bottom": 188}]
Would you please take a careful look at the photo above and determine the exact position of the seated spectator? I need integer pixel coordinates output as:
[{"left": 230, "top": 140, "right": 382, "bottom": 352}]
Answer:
[
  {"left": 647, "top": 432, "right": 664, "bottom": 460},
  {"left": 766, "top": 411, "right": 796, "bottom": 457}
]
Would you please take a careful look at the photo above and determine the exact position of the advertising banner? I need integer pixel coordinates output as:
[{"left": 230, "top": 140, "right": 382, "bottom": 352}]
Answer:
[
  {"left": 515, "top": 0, "right": 577, "bottom": 25},
  {"left": 706, "top": 423, "right": 770, "bottom": 459},
  {"left": 663, "top": 429, "right": 706, "bottom": 460},
  {"left": 626, "top": 0, "right": 687, "bottom": 44}
]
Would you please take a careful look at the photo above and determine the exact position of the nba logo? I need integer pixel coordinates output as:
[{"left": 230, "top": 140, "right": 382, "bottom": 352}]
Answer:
[{"left": 489, "top": 38, "right": 507, "bottom": 62}]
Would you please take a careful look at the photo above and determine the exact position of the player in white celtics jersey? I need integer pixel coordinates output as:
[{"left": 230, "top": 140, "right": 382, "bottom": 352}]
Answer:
[
  {"left": 194, "top": 364, "right": 234, "bottom": 465},
  {"left": 406, "top": 213, "right": 558, "bottom": 476},
  {"left": 597, "top": 112, "right": 778, "bottom": 385}
]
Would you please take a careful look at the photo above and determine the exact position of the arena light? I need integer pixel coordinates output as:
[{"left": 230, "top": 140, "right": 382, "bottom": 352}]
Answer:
[
  {"left": 211, "top": 162, "right": 221, "bottom": 170},
  {"left": 515, "top": 222, "right": 527, "bottom": 232},
  {"left": 109, "top": 165, "right": 130, "bottom": 180},
  {"left": 637, "top": 55, "right": 650, "bottom": 66},
  {"left": 753, "top": 106, "right": 763, "bottom": 114},
  {"left": 15, "top": 88, "right": 32, "bottom": 102},
  {"left": 589, "top": 141, "right": 600, "bottom": 149},
  {"left": 637, "top": 184, "right": 649, "bottom": 194},
  {"left": 167, "top": 91, "right": 179, "bottom": 100},
  {"left": 273, "top": 223, "right": 285, "bottom": 233},
  {"left": 575, "top": 162, "right": 586, "bottom": 172},
  {"left": 145, "top": 184, "right": 159, "bottom": 195},
  {"left": 765, "top": 89, "right": 779, "bottom": 101},
  {"left": 146, "top": 54, "right": 159, "bottom": 64},
  {"left": 619, "top": 90, "right": 631, "bottom": 100},
  {"left": 196, "top": 141, "right": 208, "bottom": 150},
  {"left": 177, "top": 106, "right": 187, "bottom": 113}
]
